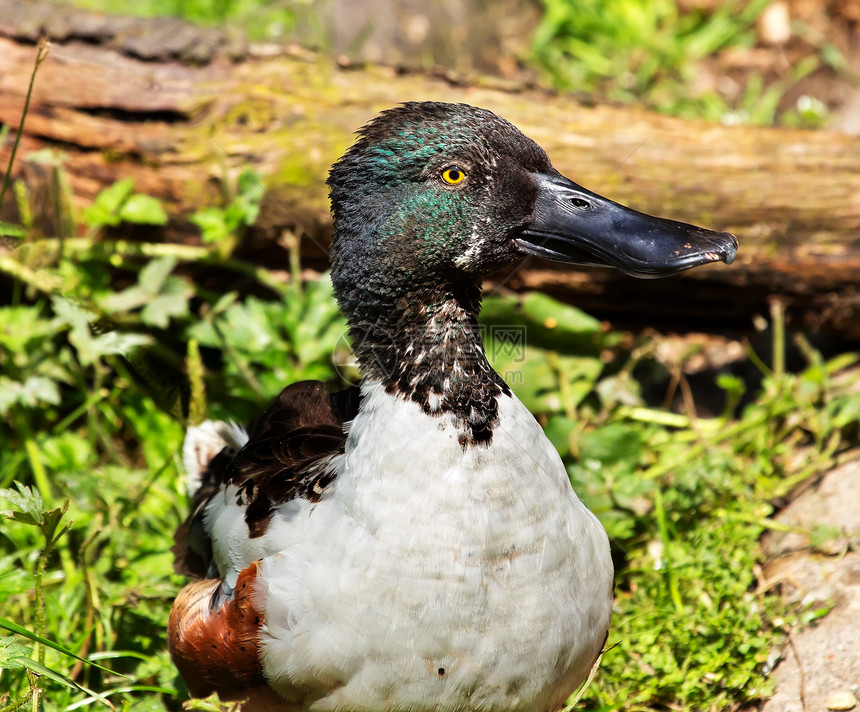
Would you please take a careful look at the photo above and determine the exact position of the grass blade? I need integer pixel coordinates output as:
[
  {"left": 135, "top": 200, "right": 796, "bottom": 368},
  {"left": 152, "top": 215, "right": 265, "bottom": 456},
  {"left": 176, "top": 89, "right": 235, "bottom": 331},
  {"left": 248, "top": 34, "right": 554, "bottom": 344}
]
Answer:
[
  {"left": 20, "top": 656, "right": 114, "bottom": 709},
  {"left": 0, "top": 617, "right": 122, "bottom": 676},
  {"left": 0, "top": 38, "right": 50, "bottom": 210}
]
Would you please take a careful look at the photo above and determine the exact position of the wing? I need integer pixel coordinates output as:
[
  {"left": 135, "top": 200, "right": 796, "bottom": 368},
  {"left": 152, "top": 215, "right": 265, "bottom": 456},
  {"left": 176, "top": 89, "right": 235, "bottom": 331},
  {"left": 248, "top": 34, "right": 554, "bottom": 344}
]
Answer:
[{"left": 172, "top": 380, "right": 362, "bottom": 579}]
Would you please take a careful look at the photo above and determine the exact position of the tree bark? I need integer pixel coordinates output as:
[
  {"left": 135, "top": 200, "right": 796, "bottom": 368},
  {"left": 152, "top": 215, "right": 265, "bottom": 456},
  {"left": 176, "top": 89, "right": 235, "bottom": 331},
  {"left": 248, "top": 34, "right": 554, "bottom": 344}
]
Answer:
[{"left": 1, "top": 3, "right": 859, "bottom": 337}]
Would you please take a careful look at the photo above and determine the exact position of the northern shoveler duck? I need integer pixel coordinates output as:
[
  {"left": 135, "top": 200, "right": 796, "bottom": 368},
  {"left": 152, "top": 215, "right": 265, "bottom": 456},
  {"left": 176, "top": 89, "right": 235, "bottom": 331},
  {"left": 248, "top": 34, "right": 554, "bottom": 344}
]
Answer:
[{"left": 168, "top": 102, "right": 737, "bottom": 711}]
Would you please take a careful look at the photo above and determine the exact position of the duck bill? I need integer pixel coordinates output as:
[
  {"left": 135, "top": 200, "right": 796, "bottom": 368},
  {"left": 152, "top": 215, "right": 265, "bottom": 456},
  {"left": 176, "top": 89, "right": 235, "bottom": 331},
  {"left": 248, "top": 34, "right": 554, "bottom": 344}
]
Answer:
[{"left": 515, "top": 173, "right": 737, "bottom": 278}]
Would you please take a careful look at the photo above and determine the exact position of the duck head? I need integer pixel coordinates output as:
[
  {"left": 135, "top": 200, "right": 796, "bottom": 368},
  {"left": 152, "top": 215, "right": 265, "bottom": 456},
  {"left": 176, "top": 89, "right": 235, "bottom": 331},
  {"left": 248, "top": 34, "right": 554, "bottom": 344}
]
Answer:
[{"left": 327, "top": 101, "right": 737, "bottom": 315}]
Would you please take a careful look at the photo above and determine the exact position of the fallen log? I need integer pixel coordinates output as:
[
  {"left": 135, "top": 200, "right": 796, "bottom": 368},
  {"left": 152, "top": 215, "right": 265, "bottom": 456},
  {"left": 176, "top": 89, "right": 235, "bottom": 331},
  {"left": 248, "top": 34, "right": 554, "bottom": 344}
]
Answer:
[{"left": 1, "top": 3, "right": 859, "bottom": 337}]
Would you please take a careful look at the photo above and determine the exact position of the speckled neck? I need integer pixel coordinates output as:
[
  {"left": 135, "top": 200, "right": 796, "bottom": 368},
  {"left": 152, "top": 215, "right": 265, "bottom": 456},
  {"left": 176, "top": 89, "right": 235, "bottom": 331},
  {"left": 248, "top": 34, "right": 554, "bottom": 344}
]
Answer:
[{"left": 341, "top": 281, "right": 510, "bottom": 447}]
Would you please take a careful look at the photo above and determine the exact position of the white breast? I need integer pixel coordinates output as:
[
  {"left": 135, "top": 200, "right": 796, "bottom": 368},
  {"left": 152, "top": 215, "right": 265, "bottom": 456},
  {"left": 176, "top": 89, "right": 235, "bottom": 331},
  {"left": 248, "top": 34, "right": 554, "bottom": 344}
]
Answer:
[{"left": 255, "top": 381, "right": 613, "bottom": 711}]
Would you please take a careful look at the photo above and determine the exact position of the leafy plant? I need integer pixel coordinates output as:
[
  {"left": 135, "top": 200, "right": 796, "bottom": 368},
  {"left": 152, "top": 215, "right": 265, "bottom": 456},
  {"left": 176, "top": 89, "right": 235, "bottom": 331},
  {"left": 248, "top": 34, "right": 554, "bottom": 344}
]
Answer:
[
  {"left": 529, "top": 0, "right": 835, "bottom": 126},
  {"left": 0, "top": 131, "right": 325, "bottom": 708},
  {"left": 533, "top": 1, "right": 763, "bottom": 91},
  {"left": 84, "top": 178, "right": 168, "bottom": 232},
  {"left": 190, "top": 170, "right": 265, "bottom": 257},
  {"left": 187, "top": 274, "right": 346, "bottom": 417}
]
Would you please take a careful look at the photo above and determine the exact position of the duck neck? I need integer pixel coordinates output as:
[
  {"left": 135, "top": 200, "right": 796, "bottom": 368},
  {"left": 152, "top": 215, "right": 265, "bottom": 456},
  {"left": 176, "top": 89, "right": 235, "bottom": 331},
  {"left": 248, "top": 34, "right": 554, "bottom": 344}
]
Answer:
[{"left": 342, "top": 280, "right": 511, "bottom": 446}]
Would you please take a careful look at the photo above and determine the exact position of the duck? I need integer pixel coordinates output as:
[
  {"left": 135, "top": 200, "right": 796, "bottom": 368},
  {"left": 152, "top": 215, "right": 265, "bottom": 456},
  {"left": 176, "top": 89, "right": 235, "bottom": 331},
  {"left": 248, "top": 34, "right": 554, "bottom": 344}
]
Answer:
[{"left": 168, "top": 101, "right": 737, "bottom": 711}]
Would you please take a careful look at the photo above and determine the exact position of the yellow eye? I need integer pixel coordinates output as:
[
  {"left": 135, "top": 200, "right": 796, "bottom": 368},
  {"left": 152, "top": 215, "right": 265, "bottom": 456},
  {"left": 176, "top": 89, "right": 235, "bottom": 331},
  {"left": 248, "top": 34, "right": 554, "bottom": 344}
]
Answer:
[{"left": 441, "top": 167, "right": 466, "bottom": 185}]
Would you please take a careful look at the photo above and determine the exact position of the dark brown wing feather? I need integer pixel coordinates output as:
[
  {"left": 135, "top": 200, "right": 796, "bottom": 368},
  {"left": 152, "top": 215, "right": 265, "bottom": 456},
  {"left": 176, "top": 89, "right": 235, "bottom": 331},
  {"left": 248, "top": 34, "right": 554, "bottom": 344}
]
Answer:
[{"left": 173, "top": 380, "right": 361, "bottom": 578}]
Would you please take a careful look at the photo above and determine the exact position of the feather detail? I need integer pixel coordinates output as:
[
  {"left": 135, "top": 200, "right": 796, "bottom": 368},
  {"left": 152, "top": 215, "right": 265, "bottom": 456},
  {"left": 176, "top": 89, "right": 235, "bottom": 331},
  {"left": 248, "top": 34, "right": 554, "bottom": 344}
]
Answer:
[
  {"left": 182, "top": 420, "right": 248, "bottom": 497},
  {"left": 173, "top": 381, "right": 360, "bottom": 579},
  {"left": 167, "top": 562, "right": 266, "bottom": 697}
]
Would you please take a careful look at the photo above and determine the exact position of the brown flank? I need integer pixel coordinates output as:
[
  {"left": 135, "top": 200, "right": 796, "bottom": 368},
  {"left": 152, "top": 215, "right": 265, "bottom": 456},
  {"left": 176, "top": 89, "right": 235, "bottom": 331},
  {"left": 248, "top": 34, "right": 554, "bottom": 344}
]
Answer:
[{"left": 168, "top": 561, "right": 266, "bottom": 697}]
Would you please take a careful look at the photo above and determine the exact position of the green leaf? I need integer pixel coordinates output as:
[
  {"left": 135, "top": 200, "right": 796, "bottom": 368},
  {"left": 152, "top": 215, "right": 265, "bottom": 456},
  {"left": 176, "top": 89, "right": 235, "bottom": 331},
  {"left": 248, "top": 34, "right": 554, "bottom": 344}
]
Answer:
[
  {"left": 20, "top": 375, "right": 61, "bottom": 407},
  {"left": 51, "top": 294, "right": 97, "bottom": 329},
  {"left": 119, "top": 193, "right": 168, "bottom": 225},
  {"left": 52, "top": 294, "right": 101, "bottom": 364},
  {"left": 84, "top": 178, "right": 135, "bottom": 228},
  {"left": 578, "top": 422, "right": 643, "bottom": 467},
  {"left": 481, "top": 293, "right": 603, "bottom": 355},
  {"left": 41, "top": 431, "right": 93, "bottom": 472},
  {"left": 212, "top": 291, "right": 240, "bottom": 314},
  {"left": 101, "top": 257, "right": 186, "bottom": 316},
  {"left": 138, "top": 255, "right": 177, "bottom": 293},
  {"left": 236, "top": 170, "right": 265, "bottom": 218},
  {"left": 102, "top": 257, "right": 194, "bottom": 329},
  {"left": 0, "top": 221, "right": 25, "bottom": 238},
  {"left": 88, "top": 331, "right": 152, "bottom": 360},
  {"left": 520, "top": 292, "right": 601, "bottom": 334},
  {"left": 139, "top": 278, "right": 192, "bottom": 328},
  {"left": 0, "top": 482, "right": 48, "bottom": 526},
  {"left": 0, "top": 375, "right": 61, "bottom": 416},
  {"left": 0, "top": 617, "right": 119, "bottom": 675},
  {"left": 52, "top": 292, "right": 154, "bottom": 362},
  {"left": 544, "top": 415, "right": 577, "bottom": 458},
  {"left": 0, "top": 304, "right": 62, "bottom": 351},
  {"left": 0, "top": 635, "right": 32, "bottom": 670},
  {"left": 716, "top": 373, "right": 745, "bottom": 397},
  {"left": 0, "top": 483, "right": 69, "bottom": 541},
  {"left": 98, "top": 285, "right": 150, "bottom": 314},
  {"left": 191, "top": 207, "right": 230, "bottom": 244}
]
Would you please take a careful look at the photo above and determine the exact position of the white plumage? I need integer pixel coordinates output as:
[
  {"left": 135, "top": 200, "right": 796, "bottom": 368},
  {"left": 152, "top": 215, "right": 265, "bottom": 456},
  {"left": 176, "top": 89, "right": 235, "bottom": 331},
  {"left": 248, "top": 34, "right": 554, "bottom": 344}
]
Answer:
[{"left": 199, "top": 381, "right": 612, "bottom": 711}]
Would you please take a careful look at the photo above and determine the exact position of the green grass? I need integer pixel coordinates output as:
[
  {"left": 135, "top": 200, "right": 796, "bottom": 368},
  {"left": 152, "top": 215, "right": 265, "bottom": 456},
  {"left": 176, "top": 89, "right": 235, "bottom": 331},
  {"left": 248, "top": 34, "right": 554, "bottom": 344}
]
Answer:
[
  {"left": 63, "top": 0, "right": 300, "bottom": 41},
  {"left": 530, "top": 0, "right": 834, "bottom": 126}
]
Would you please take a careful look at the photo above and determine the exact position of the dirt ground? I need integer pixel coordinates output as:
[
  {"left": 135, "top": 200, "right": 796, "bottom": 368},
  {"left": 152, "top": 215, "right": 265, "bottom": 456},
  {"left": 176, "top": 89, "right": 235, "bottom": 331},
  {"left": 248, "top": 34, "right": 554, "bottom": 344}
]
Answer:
[{"left": 755, "top": 460, "right": 860, "bottom": 712}]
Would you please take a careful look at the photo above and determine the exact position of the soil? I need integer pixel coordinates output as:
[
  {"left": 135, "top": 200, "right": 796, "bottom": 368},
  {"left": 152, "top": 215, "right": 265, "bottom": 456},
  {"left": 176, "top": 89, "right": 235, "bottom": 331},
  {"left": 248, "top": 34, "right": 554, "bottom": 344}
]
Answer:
[{"left": 755, "top": 460, "right": 860, "bottom": 712}]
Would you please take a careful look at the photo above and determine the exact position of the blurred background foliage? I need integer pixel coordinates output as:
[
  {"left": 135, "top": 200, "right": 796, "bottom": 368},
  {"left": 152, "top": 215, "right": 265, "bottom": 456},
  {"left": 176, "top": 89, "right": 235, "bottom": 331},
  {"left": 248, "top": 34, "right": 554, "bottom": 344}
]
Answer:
[
  {"left": 2, "top": 1, "right": 860, "bottom": 711},
  {"left": 58, "top": 0, "right": 859, "bottom": 127}
]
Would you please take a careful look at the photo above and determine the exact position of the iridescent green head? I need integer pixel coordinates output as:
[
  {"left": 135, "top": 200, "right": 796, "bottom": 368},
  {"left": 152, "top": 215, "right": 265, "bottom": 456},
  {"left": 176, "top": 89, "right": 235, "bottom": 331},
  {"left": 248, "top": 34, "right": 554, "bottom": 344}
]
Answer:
[{"left": 328, "top": 102, "right": 550, "bottom": 308}]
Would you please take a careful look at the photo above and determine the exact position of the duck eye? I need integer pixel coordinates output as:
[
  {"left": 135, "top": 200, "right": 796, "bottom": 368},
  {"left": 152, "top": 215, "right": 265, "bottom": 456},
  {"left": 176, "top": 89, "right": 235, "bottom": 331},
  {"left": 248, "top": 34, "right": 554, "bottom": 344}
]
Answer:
[{"left": 441, "top": 167, "right": 466, "bottom": 185}]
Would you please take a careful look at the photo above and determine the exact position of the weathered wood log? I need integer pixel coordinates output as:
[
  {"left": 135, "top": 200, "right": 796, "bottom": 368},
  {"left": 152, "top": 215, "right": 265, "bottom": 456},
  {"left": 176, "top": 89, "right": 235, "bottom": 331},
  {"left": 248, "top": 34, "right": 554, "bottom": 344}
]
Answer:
[{"left": 1, "top": 3, "right": 859, "bottom": 337}]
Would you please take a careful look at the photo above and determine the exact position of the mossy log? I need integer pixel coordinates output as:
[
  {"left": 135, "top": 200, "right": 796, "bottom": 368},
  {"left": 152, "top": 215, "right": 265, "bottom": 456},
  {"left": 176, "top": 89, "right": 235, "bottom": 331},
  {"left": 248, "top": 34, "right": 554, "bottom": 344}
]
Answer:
[{"left": 1, "top": 4, "right": 860, "bottom": 337}]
